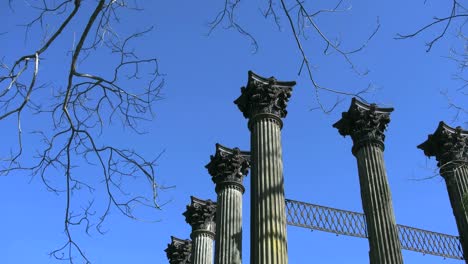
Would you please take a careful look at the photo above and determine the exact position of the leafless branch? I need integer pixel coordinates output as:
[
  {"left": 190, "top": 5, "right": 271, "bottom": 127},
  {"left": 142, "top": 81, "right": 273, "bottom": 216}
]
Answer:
[
  {"left": 442, "top": 89, "right": 468, "bottom": 126},
  {"left": 1, "top": 0, "right": 165, "bottom": 262},
  {"left": 397, "top": 0, "right": 467, "bottom": 127},
  {"left": 396, "top": 0, "right": 467, "bottom": 52},
  {"left": 208, "top": 0, "right": 259, "bottom": 53},
  {"left": 210, "top": 0, "right": 379, "bottom": 112},
  {"left": 280, "top": 0, "right": 378, "bottom": 112}
]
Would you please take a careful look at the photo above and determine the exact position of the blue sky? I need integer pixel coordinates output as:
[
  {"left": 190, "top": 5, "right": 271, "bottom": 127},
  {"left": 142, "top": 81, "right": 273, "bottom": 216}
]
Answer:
[{"left": 1, "top": 0, "right": 465, "bottom": 263}]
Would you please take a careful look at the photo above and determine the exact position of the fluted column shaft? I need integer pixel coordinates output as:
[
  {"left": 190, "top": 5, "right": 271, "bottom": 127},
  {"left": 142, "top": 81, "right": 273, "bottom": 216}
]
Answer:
[
  {"left": 191, "top": 228, "right": 215, "bottom": 264},
  {"left": 418, "top": 122, "right": 468, "bottom": 262},
  {"left": 206, "top": 144, "right": 249, "bottom": 264},
  {"left": 443, "top": 165, "right": 468, "bottom": 261},
  {"left": 183, "top": 197, "right": 217, "bottom": 264},
  {"left": 215, "top": 184, "right": 243, "bottom": 264},
  {"left": 334, "top": 98, "right": 403, "bottom": 264},
  {"left": 250, "top": 115, "right": 288, "bottom": 264},
  {"left": 355, "top": 143, "right": 403, "bottom": 264},
  {"left": 235, "top": 71, "right": 295, "bottom": 264}
]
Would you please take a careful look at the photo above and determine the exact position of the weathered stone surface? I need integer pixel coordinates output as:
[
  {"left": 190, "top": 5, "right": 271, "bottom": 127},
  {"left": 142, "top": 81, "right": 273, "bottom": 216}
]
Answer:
[
  {"left": 234, "top": 71, "right": 295, "bottom": 120},
  {"left": 333, "top": 97, "right": 393, "bottom": 155},
  {"left": 191, "top": 232, "right": 215, "bottom": 264},
  {"left": 183, "top": 196, "right": 216, "bottom": 264},
  {"left": 236, "top": 72, "right": 294, "bottom": 264},
  {"left": 419, "top": 122, "right": 468, "bottom": 263},
  {"left": 214, "top": 184, "right": 244, "bottom": 264},
  {"left": 334, "top": 98, "right": 403, "bottom": 264},
  {"left": 183, "top": 196, "right": 216, "bottom": 233},
  {"left": 355, "top": 144, "right": 403, "bottom": 264},
  {"left": 206, "top": 143, "right": 250, "bottom": 193},
  {"left": 442, "top": 164, "right": 468, "bottom": 263},
  {"left": 165, "top": 236, "right": 192, "bottom": 264},
  {"left": 418, "top": 121, "right": 468, "bottom": 169},
  {"left": 250, "top": 116, "right": 288, "bottom": 264},
  {"left": 207, "top": 144, "right": 250, "bottom": 264}
]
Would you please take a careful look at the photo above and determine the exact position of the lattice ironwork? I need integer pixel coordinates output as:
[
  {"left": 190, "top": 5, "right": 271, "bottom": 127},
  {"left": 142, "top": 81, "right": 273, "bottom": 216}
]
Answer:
[
  {"left": 285, "top": 199, "right": 464, "bottom": 260},
  {"left": 398, "top": 224, "right": 463, "bottom": 260},
  {"left": 286, "top": 198, "right": 367, "bottom": 238}
]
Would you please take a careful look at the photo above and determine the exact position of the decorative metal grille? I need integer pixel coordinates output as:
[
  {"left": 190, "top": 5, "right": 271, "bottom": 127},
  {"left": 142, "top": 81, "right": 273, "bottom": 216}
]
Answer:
[
  {"left": 286, "top": 198, "right": 367, "bottom": 238},
  {"left": 398, "top": 224, "right": 463, "bottom": 260},
  {"left": 285, "top": 199, "right": 463, "bottom": 260}
]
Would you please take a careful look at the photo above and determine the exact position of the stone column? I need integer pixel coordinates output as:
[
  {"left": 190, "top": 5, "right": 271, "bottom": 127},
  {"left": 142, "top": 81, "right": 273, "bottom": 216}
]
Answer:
[
  {"left": 333, "top": 98, "right": 403, "bottom": 264},
  {"left": 418, "top": 122, "right": 468, "bottom": 262},
  {"left": 183, "top": 196, "right": 216, "bottom": 264},
  {"left": 234, "top": 71, "right": 295, "bottom": 264},
  {"left": 165, "top": 236, "right": 192, "bottom": 264},
  {"left": 206, "top": 143, "right": 250, "bottom": 264}
]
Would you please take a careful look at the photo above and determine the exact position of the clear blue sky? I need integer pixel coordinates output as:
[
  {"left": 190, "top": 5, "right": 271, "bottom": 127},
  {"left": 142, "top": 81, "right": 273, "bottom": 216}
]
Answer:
[{"left": 1, "top": 0, "right": 465, "bottom": 263}]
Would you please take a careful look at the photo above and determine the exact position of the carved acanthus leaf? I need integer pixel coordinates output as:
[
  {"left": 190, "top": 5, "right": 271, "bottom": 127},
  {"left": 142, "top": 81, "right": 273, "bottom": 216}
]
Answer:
[
  {"left": 418, "top": 122, "right": 468, "bottom": 168},
  {"left": 333, "top": 98, "right": 393, "bottom": 152},
  {"left": 205, "top": 144, "right": 250, "bottom": 187},
  {"left": 183, "top": 196, "right": 216, "bottom": 230},
  {"left": 165, "top": 236, "right": 192, "bottom": 264},
  {"left": 234, "top": 71, "right": 295, "bottom": 119}
]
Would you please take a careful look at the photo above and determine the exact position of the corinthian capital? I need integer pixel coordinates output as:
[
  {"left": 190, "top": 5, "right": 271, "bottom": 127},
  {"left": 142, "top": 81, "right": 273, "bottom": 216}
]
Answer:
[
  {"left": 205, "top": 143, "right": 250, "bottom": 192},
  {"left": 418, "top": 122, "right": 468, "bottom": 168},
  {"left": 234, "top": 71, "right": 296, "bottom": 120},
  {"left": 333, "top": 98, "right": 393, "bottom": 153},
  {"left": 183, "top": 196, "right": 216, "bottom": 231},
  {"left": 165, "top": 236, "right": 192, "bottom": 264}
]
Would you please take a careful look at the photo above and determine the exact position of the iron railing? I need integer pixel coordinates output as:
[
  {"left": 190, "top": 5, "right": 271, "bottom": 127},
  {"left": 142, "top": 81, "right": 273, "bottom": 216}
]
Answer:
[{"left": 285, "top": 199, "right": 463, "bottom": 260}]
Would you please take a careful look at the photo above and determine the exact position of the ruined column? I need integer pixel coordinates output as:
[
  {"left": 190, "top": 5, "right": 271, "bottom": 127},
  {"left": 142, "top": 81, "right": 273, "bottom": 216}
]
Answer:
[
  {"left": 234, "top": 71, "right": 295, "bottom": 264},
  {"left": 183, "top": 196, "right": 216, "bottom": 264},
  {"left": 333, "top": 98, "right": 403, "bottom": 264},
  {"left": 418, "top": 122, "right": 468, "bottom": 262},
  {"left": 206, "top": 143, "right": 250, "bottom": 264},
  {"left": 165, "top": 236, "right": 192, "bottom": 264}
]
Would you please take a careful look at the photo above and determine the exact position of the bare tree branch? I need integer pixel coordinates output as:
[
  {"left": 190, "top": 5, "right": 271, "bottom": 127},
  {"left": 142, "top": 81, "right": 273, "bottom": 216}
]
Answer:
[
  {"left": 1, "top": 1, "right": 165, "bottom": 262},
  {"left": 396, "top": 0, "right": 467, "bottom": 52},
  {"left": 397, "top": 0, "right": 467, "bottom": 127},
  {"left": 209, "top": 0, "right": 380, "bottom": 112}
]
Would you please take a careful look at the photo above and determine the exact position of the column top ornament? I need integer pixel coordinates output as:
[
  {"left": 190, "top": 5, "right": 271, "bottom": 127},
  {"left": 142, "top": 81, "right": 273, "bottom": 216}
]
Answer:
[
  {"left": 165, "top": 236, "right": 192, "bottom": 264},
  {"left": 333, "top": 98, "right": 393, "bottom": 154},
  {"left": 418, "top": 121, "right": 468, "bottom": 168},
  {"left": 205, "top": 143, "right": 250, "bottom": 193},
  {"left": 234, "top": 71, "right": 296, "bottom": 120},
  {"left": 183, "top": 196, "right": 217, "bottom": 231}
]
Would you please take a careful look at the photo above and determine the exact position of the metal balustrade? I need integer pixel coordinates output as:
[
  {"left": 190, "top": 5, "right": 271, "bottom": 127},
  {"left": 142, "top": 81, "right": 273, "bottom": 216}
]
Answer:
[{"left": 285, "top": 199, "right": 464, "bottom": 260}]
